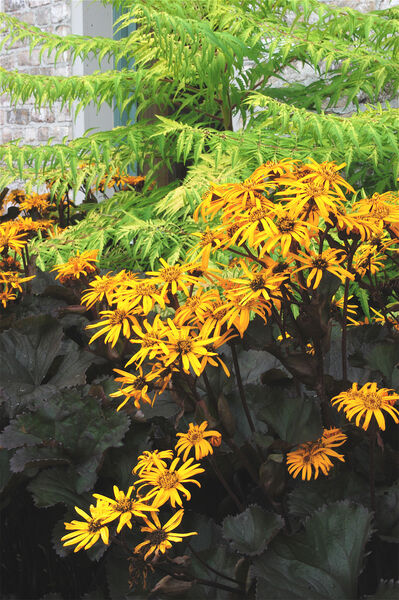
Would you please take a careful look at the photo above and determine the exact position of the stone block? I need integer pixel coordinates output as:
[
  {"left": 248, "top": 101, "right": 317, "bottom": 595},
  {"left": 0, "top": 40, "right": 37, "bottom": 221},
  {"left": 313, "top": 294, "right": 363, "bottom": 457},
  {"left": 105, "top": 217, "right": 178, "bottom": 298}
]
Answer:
[
  {"left": 2, "top": 127, "right": 23, "bottom": 143},
  {"left": 34, "top": 7, "right": 51, "bottom": 26},
  {"left": 17, "top": 49, "right": 41, "bottom": 67},
  {"left": 28, "top": 0, "right": 51, "bottom": 5},
  {"left": 51, "top": 3, "right": 70, "bottom": 23},
  {"left": 7, "top": 108, "right": 30, "bottom": 125},
  {"left": 31, "top": 108, "right": 56, "bottom": 123},
  {"left": 55, "top": 25, "right": 72, "bottom": 36},
  {"left": 19, "top": 11, "right": 35, "bottom": 25},
  {"left": 3, "top": 0, "right": 26, "bottom": 12},
  {"left": 25, "top": 127, "right": 38, "bottom": 143},
  {"left": 38, "top": 126, "right": 50, "bottom": 141}
]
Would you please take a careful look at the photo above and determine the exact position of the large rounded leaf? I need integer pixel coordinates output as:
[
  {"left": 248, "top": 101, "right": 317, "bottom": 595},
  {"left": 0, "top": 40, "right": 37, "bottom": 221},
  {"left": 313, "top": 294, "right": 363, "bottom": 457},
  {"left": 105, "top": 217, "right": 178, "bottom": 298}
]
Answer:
[
  {"left": 253, "top": 501, "right": 372, "bottom": 599},
  {"left": 223, "top": 505, "right": 284, "bottom": 556}
]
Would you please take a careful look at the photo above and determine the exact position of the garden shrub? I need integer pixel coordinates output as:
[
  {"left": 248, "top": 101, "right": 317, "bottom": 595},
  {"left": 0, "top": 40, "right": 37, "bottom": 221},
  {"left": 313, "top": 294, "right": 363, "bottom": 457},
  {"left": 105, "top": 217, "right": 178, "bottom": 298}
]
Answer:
[
  {"left": 4, "top": 159, "right": 394, "bottom": 598},
  {"left": 0, "top": 0, "right": 398, "bottom": 270}
]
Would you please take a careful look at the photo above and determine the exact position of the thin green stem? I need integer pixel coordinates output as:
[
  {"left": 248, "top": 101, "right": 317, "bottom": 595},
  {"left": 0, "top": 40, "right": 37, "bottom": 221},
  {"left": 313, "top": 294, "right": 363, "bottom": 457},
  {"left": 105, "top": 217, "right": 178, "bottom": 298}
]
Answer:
[
  {"left": 207, "top": 455, "right": 244, "bottom": 512},
  {"left": 230, "top": 342, "right": 256, "bottom": 435}
]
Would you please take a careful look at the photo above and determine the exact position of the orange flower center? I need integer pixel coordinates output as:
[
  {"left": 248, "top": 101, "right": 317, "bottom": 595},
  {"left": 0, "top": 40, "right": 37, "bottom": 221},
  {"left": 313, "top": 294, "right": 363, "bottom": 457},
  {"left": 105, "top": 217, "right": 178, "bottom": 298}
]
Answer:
[
  {"left": 200, "top": 232, "right": 217, "bottom": 247},
  {"left": 88, "top": 519, "right": 103, "bottom": 533},
  {"left": 277, "top": 217, "right": 296, "bottom": 232},
  {"left": 312, "top": 257, "right": 328, "bottom": 270},
  {"left": 115, "top": 498, "right": 135, "bottom": 513},
  {"left": 187, "top": 429, "right": 204, "bottom": 443},
  {"left": 160, "top": 265, "right": 182, "bottom": 282},
  {"left": 158, "top": 471, "right": 179, "bottom": 490},
  {"left": 148, "top": 529, "right": 168, "bottom": 545},
  {"left": 250, "top": 274, "right": 267, "bottom": 291},
  {"left": 176, "top": 339, "right": 193, "bottom": 354},
  {"left": 361, "top": 392, "right": 382, "bottom": 409},
  {"left": 109, "top": 310, "right": 128, "bottom": 325}
]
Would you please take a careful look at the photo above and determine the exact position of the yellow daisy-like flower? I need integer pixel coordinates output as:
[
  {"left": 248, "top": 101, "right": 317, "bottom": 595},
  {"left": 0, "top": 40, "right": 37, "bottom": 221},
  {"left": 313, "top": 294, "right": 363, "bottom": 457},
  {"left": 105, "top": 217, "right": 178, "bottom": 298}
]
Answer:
[
  {"left": 86, "top": 300, "right": 139, "bottom": 348},
  {"left": 136, "top": 457, "right": 204, "bottom": 508},
  {"left": 52, "top": 250, "right": 98, "bottom": 281},
  {"left": 287, "top": 442, "right": 335, "bottom": 480},
  {"left": 174, "top": 288, "right": 220, "bottom": 326},
  {"left": 81, "top": 272, "right": 123, "bottom": 308},
  {"left": 0, "top": 271, "right": 35, "bottom": 292},
  {"left": 287, "top": 427, "right": 347, "bottom": 480},
  {"left": 124, "top": 315, "right": 169, "bottom": 367},
  {"left": 228, "top": 261, "right": 285, "bottom": 307},
  {"left": 258, "top": 206, "right": 317, "bottom": 258},
  {"left": 353, "top": 245, "right": 386, "bottom": 277},
  {"left": 92, "top": 485, "right": 155, "bottom": 533},
  {"left": 133, "top": 450, "right": 175, "bottom": 476},
  {"left": 163, "top": 319, "right": 219, "bottom": 377},
  {"left": 116, "top": 280, "right": 165, "bottom": 314},
  {"left": 331, "top": 382, "right": 399, "bottom": 430},
  {"left": 279, "top": 181, "right": 344, "bottom": 224},
  {"left": 15, "top": 216, "right": 55, "bottom": 233},
  {"left": 61, "top": 501, "right": 113, "bottom": 552},
  {"left": 292, "top": 248, "right": 354, "bottom": 289},
  {"left": 189, "top": 226, "right": 223, "bottom": 270},
  {"left": 298, "top": 159, "right": 355, "bottom": 199},
  {"left": 175, "top": 421, "right": 222, "bottom": 461},
  {"left": 0, "top": 222, "right": 28, "bottom": 255},
  {"left": 134, "top": 509, "right": 197, "bottom": 561},
  {"left": 19, "top": 192, "right": 52, "bottom": 214},
  {"left": 110, "top": 366, "right": 156, "bottom": 410},
  {"left": 0, "top": 288, "right": 17, "bottom": 308},
  {"left": 145, "top": 258, "right": 199, "bottom": 297}
]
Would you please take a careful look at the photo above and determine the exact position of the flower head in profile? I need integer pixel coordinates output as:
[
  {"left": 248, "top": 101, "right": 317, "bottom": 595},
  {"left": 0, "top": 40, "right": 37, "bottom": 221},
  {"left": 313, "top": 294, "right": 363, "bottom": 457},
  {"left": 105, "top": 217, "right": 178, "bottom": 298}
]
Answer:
[
  {"left": 287, "top": 442, "right": 336, "bottom": 480},
  {"left": 134, "top": 509, "right": 197, "bottom": 561},
  {"left": 93, "top": 485, "right": 155, "bottom": 533},
  {"left": 81, "top": 272, "right": 121, "bottom": 308},
  {"left": 52, "top": 250, "right": 98, "bottom": 281},
  {"left": 175, "top": 421, "right": 222, "bottom": 461},
  {"left": 287, "top": 427, "right": 346, "bottom": 480},
  {"left": 61, "top": 501, "right": 113, "bottom": 552},
  {"left": 0, "top": 288, "right": 17, "bottom": 308},
  {"left": 0, "top": 271, "right": 35, "bottom": 292},
  {"left": 133, "top": 450, "right": 174, "bottom": 476},
  {"left": 110, "top": 366, "right": 156, "bottom": 410},
  {"left": 331, "top": 382, "right": 399, "bottom": 430},
  {"left": 0, "top": 222, "right": 28, "bottom": 255}
]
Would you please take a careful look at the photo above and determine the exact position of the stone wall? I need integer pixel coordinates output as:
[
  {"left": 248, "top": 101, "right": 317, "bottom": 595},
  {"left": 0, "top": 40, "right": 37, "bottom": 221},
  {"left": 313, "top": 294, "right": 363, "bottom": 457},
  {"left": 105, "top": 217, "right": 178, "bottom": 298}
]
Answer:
[{"left": 0, "top": 0, "right": 72, "bottom": 145}]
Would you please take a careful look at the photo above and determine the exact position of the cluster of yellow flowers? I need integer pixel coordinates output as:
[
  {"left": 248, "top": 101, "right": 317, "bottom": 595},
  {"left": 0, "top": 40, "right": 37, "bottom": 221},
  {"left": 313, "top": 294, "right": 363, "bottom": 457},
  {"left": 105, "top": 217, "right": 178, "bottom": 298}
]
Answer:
[
  {"left": 287, "top": 383, "right": 399, "bottom": 480},
  {"left": 62, "top": 421, "right": 221, "bottom": 563},
  {"left": 52, "top": 158, "right": 399, "bottom": 481},
  {"left": 0, "top": 188, "right": 59, "bottom": 307},
  {"left": 96, "top": 168, "right": 145, "bottom": 193}
]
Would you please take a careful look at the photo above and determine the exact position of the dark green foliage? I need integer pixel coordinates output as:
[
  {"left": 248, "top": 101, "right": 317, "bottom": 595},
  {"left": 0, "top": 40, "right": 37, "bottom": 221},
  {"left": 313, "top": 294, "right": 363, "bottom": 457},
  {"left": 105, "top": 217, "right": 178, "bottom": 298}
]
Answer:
[
  {"left": 253, "top": 502, "right": 372, "bottom": 600},
  {"left": 222, "top": 504, "right": 284, "bottom": 555}
]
